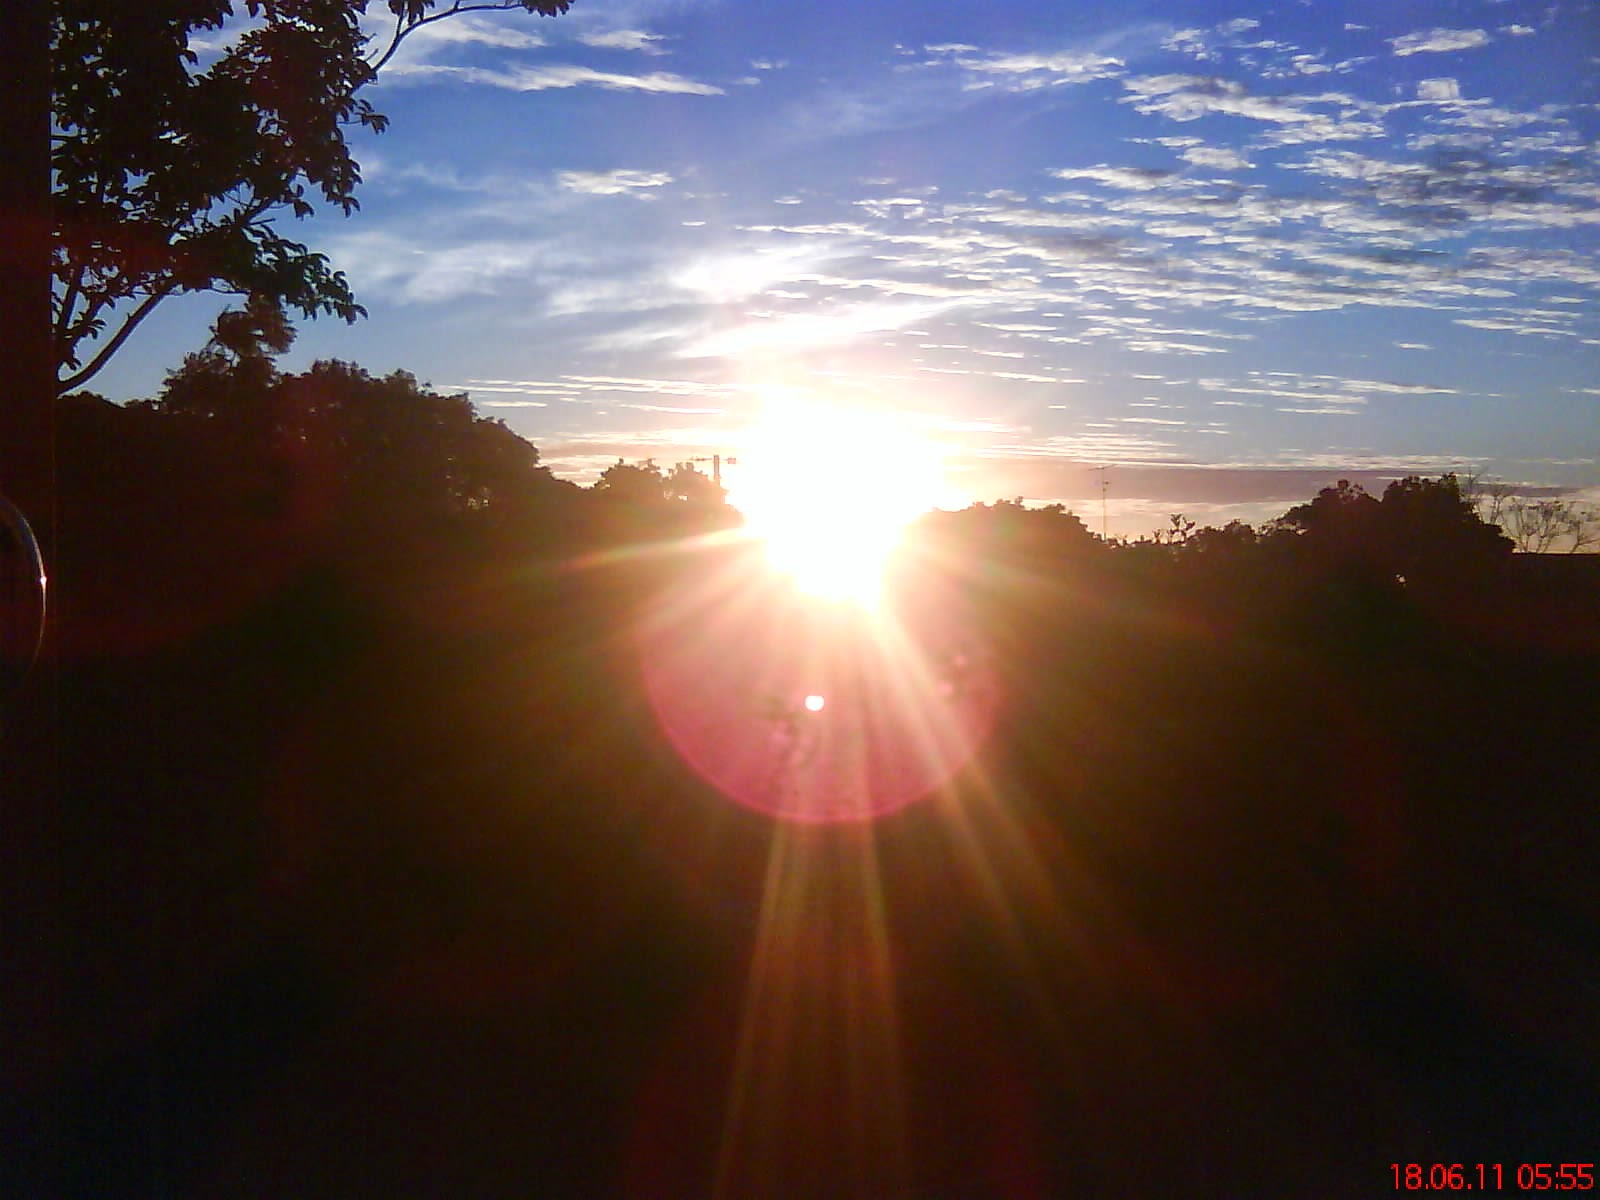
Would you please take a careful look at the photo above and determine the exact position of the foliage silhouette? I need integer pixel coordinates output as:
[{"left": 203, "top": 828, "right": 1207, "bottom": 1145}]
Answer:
[
  {"left": 52, "top": 0, "right": 576, "bottom": 393},
  {"left": 147, "top": 350, "right": 564, "bottom": 538},
  {"left": 914, "top": 498, "right": 1100, "bottom": 574},
  {"left": 14, "top": 364, "right": 1600, "bottom": 1195}
]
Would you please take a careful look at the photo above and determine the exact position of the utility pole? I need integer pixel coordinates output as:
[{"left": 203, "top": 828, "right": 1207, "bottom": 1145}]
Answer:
[
  {"left": 1092, "top": 466, "right": 1109, "bottom": 540},
  {"left": 689, "top": 454, "right": 738, "bottom": 488}
]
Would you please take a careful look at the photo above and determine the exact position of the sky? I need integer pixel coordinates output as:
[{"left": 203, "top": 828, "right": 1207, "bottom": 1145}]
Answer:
[{"left": 98, "top": 0, "right": 1600, "bottom": 538}]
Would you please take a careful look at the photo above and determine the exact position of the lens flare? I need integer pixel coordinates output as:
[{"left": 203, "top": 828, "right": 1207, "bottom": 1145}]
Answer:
[{"left": 637, "top": 548, "right": 996, "bottom": 823}]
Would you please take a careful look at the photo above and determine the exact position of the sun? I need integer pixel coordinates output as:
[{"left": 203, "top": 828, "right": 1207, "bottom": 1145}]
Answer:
[{"left": 728, "top": 400, "right": 949, "bottom": 606}]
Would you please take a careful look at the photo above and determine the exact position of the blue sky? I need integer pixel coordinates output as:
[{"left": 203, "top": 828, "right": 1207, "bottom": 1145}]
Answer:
[{"left": 101, "top": 0, "right": 1600, "bottom": 536}]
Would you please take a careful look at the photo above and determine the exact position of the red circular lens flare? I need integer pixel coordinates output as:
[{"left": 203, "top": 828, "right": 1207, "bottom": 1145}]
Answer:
[{"left": 637, "top": 554, "right": 997, "bottom": 823}]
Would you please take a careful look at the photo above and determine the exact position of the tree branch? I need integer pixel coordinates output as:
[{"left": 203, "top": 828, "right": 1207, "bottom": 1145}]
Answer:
[
  {"left": 366, "top": 2, "right": 528, "bottom": 74},
  {"left": 56, "top": 286, "right": 176, "bottom": 395},
  {"left": 53, "top": 258, "right": 90, "bottom": 350}
]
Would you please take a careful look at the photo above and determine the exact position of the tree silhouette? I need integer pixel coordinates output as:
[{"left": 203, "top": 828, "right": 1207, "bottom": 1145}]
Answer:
[
  {"left": 593, "top": 458, "right": 671, "bottom": 508},
  {"left": 1375, "top": 473, "right": 1511, "bottom": 584},
  {"left": 1506, "top": 497, "right": 1599, "bottom": 554},
  {"left": 146, "top": 350, "right": 559, "bottom": 539},
  {"left": 1272, "top": 478, "right": 1382, "bottom": 551},
  {"left": 52, "top": 0, "right": 575, "bottom": 394},
  {"left": 665, "top": 461, "right": 726, "bottom": 509},
  {"left": 917, "top": 499, "right": 1100, "bottom": 564},
  {"left": 1181, "top": 519, "right": 1257, "bottom": 559},
  {"left": 592, "top": 458, "right": 728, "bottom": 512},
  {"left": 1270, "top": 475, "right": 1509, "bottom": 578}
]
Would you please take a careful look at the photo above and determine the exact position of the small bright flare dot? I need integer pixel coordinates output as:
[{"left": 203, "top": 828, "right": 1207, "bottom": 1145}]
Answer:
[{"left": 804, "top": 694, "right": 826, "bottom": 713}]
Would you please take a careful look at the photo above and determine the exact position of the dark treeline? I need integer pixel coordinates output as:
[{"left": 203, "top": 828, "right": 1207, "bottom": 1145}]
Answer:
[{"left": 6, "top": 349, "right": 1598, "bottom": 1197}]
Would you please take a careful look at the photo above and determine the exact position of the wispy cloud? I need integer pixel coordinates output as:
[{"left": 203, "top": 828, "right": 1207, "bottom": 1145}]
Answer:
[
  {"left": 382, "top": 62, "right": 724, "bottom": 95},
  {"left": 1389, "top": 28, "right": 1491, "bottom": 56},
  {"left": 775, "top": 65, "right": 1006, "bottom": 142},
  {"left": 1051, "top": 165, "right": 1175, "bottom": 190},
  {"left": 558, "top": 169, "right": 675, "bottom": 196},
  {"left": 998, "top": 429, "right": 1184, "bottom": 463},
  {"left": 388, "top": 12, "right": 549, "bottom": 52},
  {"left": 1180, "top": 144, "right": 1251, "bottom": 170},
  {"left": 677, "top": 298, "right": 967, "bottom": 359},
  {"left": 323, "top": 230, "right": 561, "bottom": 303},
  {"left": 578, "top": 29, "right": 669, "bottom": 54},
  {"left": 937, "top": 45, "right": 1127, "bottom": 89},
  {"left": 1120, "top": 75, "right": 1385, "bottom": 143},
  {"left": 1416, "top": 77, "right": 1462, "bottom": 101},
  {"left": 1194, "top": 371, "right": 1459, "bottom": 415}
]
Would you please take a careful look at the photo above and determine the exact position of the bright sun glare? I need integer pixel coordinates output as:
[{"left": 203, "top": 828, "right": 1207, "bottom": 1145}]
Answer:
[{"left": 729, "top": 401, "right": 950, "bottom": 605}]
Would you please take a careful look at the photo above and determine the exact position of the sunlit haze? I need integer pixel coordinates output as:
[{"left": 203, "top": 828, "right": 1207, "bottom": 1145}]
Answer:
[{"left": 728, "top": 399, "right": 954, "bottom": 604}]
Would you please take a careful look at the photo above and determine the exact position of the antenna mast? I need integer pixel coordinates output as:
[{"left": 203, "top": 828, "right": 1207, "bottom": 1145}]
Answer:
[
  {"left": 1093, "top": 466, "right": 1109, "bottom": 540},
  {"left": 689, "top": 453, "right": 738, "bottom": 488}
]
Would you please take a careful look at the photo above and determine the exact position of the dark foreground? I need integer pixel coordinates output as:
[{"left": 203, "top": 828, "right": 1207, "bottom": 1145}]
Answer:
[{"left": 4, "top": 416, "right": 1596, "bottom": 1197}]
